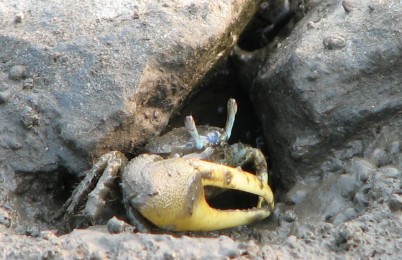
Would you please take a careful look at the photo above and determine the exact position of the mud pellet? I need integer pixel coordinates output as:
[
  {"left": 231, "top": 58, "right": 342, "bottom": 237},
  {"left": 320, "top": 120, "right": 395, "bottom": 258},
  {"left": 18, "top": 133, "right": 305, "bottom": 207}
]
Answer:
[
  {"left": 20, "top": 106, "right": 39, "bottom": 128},
  {"left": 307, "top": 21, "right": 318, "bottom": 29},
  {"left": 377, "top": 166, "right": 401, "bottom": 179},
  {"left": 387, "top": 194, "right": 402, "bottom": 212},
  {"left": 343, "top": 207, "right": 357, "bottom": 221},
  {"left": 282, "top": 210, "right": 298, "bottom": 222},
  {"left": 26, "top": 226, "right": 40, "bottom": 237},
  {"left": 389, "top": 141, "right": 400, "bottom": 155},
  {"left": 4, "top": 136, "right": 22, "bottom": 150},
  {"left": 348, "top": 158, "right": 376, "bottom": 177},
  {"left": 0, "top": 89, "right": 12, "bottom": 104},
  {"left": 289, "top": 222, "right": 299, "bottom": 237},
  {"left": 323, "top": 36, "right": 346, "bottom": 50},
  {"left": 0, "top": 208, "right": 11, "bottom": 228},
  {"left": 40, "top": 231, "right": 57, "bottom": 240},
  {"left": 107, "top": 217, "right": 125, "bottom": 233},
  {"left": 14, "top": 13, "right": 24, "bottom": 23},
  {"left": 342, "top": 1, "right": 355, "bottom": 13},
  {"left": 23, "top": 78, "right": 34, "bottom": 90},
  {"left": 107, "top": 216, "right": 134, "bottom": 234},
  {"left": 9, "top": 65, "right": 26, "bottom": 80},
  {"left": 370, "top": 147, "right": 390, "bottom": 166},
  {"left": 286, "top": 235, "right": 298, "bottom": 248}
]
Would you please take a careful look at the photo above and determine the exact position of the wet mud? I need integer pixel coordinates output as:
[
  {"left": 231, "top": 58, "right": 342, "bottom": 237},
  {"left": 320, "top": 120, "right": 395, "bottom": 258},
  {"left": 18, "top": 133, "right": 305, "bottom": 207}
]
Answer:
[{"left": 1, "top": 0, "right": 402, "bottom": 258}]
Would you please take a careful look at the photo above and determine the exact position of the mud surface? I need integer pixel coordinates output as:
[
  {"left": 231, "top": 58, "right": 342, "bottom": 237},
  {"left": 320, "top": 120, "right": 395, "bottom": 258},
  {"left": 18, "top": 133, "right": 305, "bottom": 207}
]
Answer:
[{"left": 1, "top": 55, "right": 401, "bottom": 259}]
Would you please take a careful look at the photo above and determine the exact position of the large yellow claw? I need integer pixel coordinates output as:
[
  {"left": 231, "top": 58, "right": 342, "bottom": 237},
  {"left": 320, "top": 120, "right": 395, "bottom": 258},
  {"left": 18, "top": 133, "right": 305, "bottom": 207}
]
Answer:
[{"left": 121, "top": 154, "right": 274, "bottom": 231}]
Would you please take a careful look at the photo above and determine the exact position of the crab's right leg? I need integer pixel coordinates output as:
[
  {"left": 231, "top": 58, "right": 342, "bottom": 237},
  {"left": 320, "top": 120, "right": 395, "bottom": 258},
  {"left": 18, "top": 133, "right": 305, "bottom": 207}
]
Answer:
[{"left": 54, "top": 151, "right": 128, "bottom": 227}]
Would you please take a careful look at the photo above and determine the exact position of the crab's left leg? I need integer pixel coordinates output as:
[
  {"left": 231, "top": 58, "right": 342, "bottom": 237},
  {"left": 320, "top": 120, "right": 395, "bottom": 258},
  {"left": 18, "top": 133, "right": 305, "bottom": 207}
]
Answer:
[
  {"left": 223, "top": 143, "right": 269, "bottom": 207},
  {"left": 54, "top": 151, "right": 127, "bottom": 227}
]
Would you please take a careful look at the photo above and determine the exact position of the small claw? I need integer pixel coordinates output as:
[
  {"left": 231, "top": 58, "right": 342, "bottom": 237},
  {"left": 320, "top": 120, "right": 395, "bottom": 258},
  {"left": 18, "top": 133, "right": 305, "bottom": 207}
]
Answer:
[
  {"left": 222, "top": 143, "right": 269, "bottom": 208},
  {"left": 124, "top": 157, "right": 274, "bottom": 231},
  {"left": 185, "top": 115, "right": 204, "bottom": 150},
  {"left": 221, "top": 98, "right": 238, "bottom": 143}
]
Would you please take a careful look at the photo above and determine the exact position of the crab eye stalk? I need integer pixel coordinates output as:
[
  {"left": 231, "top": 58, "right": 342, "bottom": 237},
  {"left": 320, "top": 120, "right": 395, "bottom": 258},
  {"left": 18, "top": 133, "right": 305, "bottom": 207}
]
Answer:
[
  {"left": 220, "top": 98, "right": 238, "bottom": 143},
  {"left": 185, "top": 116, "right": 204, "bottom": 150}
]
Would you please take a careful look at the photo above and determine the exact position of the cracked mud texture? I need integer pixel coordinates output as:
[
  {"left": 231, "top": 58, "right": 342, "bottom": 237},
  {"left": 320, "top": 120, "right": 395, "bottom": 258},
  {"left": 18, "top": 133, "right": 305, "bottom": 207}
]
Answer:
[{"left": 1, "top": 0, "right": 402, "bottom": 259}]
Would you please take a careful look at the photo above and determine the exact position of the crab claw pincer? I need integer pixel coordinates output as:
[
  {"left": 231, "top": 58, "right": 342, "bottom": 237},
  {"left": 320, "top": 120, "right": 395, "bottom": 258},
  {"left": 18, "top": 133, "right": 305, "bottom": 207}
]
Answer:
[{"left": 121, "top": 154, "right": 274, "bottom": 231}]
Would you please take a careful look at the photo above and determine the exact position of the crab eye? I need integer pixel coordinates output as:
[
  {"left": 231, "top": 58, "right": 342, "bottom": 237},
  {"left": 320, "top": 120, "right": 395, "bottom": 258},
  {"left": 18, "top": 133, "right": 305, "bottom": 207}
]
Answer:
[{"left": 205, "top": 131, "right": 220, "bottom": 145}]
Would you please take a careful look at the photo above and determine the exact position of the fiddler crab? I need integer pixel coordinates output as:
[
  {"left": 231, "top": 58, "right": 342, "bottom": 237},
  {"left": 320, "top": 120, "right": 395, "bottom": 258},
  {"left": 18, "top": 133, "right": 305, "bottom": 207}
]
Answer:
[{"left": 56, "top": 99, "right": 274, "bottom": 232}]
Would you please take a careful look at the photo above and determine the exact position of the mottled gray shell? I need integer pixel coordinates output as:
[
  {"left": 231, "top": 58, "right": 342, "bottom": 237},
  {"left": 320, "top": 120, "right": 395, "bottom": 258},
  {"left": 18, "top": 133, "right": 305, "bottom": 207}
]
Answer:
[{"left": 143, "top": 126, "right": 224, "bottom": 155}]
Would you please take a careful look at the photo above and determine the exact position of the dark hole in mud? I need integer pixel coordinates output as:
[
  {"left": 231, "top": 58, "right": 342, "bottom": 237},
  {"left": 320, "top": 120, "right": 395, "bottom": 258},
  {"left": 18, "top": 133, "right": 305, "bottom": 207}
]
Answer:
[
  {"left": 205, "top": 187, "right": 259, "bottom": 210},
  {"left": 167, "top": 59, "right": 268, "bottom": 154},
  {"left": 237, "top": 1, "right": 295, "bottom": 51},
  {"left": 10, "top": 168, "right": 74, "bottom": 227},
  {"left": 168, "top": 57, "right": 274, "bottom": 214}
]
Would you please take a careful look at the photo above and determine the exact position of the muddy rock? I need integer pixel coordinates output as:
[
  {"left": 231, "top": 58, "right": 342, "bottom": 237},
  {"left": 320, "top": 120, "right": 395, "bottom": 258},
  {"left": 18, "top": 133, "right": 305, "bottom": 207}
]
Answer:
[
  {"left": 0, "top": 0, "right": 260, "bottom": 228},
  {"left": 1, "top": 1, "right": 402, "bottom": 259},
  {"left": 236, "top": 0, "right": 402, "bottom": 187},
  {"left": 0, "top": 0, "right": 259, "bottom": 176}
]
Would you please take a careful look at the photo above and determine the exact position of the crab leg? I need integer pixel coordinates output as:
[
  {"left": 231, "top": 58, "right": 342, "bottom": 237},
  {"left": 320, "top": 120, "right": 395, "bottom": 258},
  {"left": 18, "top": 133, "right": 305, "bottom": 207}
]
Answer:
[
  {"left": 54, "top": 151, "right": 127, "bottom": 225},
  {"left": 84, "top": 153, "right": 127, "bottom": 223}
]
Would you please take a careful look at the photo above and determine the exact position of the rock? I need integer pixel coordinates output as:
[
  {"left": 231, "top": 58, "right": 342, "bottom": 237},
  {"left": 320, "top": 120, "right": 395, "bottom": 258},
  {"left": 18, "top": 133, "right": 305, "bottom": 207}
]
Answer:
[
  {"left": 281, "top": 210, "right": 298, "bottom": 222},
  {"left": 285, "top": 235, "right": 298, "bottom": 248},
  {"left": 387, "top": 194, "right": 402, "bottom": 212},
  {"left": 14, "top": 13, "right": 24, "bottom": 23},
  {"left": 236, "top": 0, "right": 402, "bottom": 187},
  {"left": 22, "top": 78, "right": 34, "bottom": 90},
  {"left": 0, "top": 0, "right": 259, "bottom": 175},
  {"left": 39, "top": 230, "right": 58, "bottom": 240},
  {"left": 334, "top": 223, "right": 363, "bottom": 250},
  {"left": 19, "top": 106, "right": 40, "bottom": 129},
  {"left": 107, "top": 217, "right": 134, "bottom": 234},
  {"left": 347, "top": 158, "right": 376, "bottom": 179},
  {"left": 0, "top": 0, "right": 261, "bottom": 247},
  {"left": 0, "top": 207, "right": 11, "bottom": 228}
]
